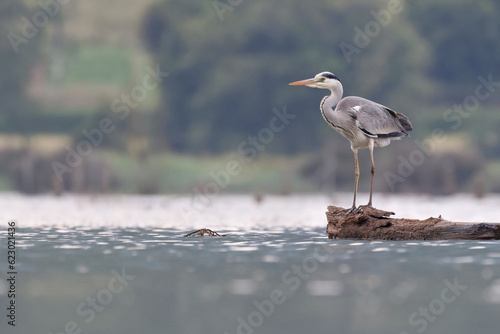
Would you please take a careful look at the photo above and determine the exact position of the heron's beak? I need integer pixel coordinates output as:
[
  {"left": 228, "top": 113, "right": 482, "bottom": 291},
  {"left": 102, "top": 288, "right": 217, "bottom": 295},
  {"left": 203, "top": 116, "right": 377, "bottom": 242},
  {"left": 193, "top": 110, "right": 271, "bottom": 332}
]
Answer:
[{"left": 289, "top": 78, "right": 316, "bottom": 86}]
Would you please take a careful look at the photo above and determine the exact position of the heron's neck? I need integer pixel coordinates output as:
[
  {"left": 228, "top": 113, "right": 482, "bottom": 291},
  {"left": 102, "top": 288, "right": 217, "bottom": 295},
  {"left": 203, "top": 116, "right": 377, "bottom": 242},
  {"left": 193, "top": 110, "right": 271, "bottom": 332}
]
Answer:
[
  {"left": 322, "top": 87, "right": 343, "bottom": 111},
  {"left": 319, "top": 86, "right": 344, "bottom": 129}
]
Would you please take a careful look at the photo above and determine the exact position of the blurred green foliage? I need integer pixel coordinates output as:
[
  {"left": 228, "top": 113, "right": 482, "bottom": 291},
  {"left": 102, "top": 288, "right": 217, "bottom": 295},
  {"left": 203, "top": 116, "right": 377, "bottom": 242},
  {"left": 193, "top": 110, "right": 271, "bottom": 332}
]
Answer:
[
  {"left": 1, "top": 0, "right": 500, "bottom": 194},
  {"left": 2, "top": 0, "right": 500, "bottom": 152},
  {"left": 70, "top": 150, "right": 312, "bottom": 194},
  {"left": 0, "top": 0, "right": 42, "bottom": 132},
  {"left": 60, "top": 45, "right": 132, "bottom": 85},
  {"left": 409, "top": 0, "right": 500, "bottom": 100}
]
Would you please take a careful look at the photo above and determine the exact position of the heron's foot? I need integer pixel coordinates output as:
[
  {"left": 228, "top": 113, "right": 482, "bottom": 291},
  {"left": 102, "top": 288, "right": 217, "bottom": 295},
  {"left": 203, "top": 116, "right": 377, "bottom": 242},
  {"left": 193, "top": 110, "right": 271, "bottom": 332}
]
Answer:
[
  {"left": 356, "top": 203, "right": 373, "bottom": 212},
  {"left": 346, "top": 204, "right": 373, "bottom": 215},
  {"left": 345, "top": 206, "right": 357, "bottom": 215}
]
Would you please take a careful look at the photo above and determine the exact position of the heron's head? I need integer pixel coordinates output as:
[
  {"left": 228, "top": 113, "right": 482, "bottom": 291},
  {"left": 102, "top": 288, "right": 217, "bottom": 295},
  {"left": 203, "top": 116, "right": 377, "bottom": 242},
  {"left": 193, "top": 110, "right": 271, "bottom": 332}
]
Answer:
[{"left": 289, "top": 72, "right": 341, "bottom": 91}]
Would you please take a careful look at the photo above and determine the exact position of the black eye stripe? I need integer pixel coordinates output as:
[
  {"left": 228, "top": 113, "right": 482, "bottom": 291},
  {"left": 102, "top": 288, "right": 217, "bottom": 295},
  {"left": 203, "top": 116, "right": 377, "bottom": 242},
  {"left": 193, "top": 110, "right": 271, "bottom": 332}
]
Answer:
[{"left": 321, "top": 72, "right": 339, "bottom": 80}]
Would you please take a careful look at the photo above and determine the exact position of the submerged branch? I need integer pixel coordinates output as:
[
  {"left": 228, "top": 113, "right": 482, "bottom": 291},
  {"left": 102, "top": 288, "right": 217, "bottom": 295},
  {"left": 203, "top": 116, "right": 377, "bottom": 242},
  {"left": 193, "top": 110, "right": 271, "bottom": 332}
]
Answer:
[{"left": 184, "top": 229, "right": 225, "bottom": 237}]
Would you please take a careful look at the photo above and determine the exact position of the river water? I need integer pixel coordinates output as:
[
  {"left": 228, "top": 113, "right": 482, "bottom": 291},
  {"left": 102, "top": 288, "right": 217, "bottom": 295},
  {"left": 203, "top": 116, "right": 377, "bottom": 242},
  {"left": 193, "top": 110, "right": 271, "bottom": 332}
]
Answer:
[{"left": 0, "top": 193, "right": 499, "bottom": 334}]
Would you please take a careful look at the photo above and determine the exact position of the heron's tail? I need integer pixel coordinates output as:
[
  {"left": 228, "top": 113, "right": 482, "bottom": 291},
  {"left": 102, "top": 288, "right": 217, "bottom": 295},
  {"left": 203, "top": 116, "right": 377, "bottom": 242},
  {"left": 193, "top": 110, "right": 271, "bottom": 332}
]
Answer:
[{"left": 397, "top": 112, "right": 413, "bottom": 132}]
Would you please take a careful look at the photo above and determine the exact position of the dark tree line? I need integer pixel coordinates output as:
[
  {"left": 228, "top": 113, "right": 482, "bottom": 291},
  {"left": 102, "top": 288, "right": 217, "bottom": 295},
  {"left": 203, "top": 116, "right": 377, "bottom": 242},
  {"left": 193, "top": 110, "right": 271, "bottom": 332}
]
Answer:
[
  {"left": 0, "top": 0, "right": 42, "bottom": 133},
  {"left": 1, "top": 0, "right": 500, "bottom": 155}
]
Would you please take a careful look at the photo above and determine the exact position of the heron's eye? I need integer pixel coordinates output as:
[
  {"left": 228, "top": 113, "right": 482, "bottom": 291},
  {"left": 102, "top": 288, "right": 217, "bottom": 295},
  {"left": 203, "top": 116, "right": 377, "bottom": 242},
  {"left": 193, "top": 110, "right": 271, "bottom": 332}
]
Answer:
[{"left": 320, "top": 77, "right": 326, "bottom": 82}]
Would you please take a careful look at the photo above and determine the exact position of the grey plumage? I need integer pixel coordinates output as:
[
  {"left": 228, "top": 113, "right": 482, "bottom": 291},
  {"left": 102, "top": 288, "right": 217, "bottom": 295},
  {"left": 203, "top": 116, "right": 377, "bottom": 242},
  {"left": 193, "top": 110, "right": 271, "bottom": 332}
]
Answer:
[{"left": 290, "top": 71, "right": 412, "bottom": 212}]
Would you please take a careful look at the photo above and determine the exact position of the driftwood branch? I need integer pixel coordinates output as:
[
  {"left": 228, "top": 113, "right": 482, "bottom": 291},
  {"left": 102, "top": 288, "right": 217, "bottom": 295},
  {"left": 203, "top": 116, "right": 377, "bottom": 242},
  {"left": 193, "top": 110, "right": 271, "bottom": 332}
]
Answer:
[
  {"left": 184, "top": 228, "right": 225, "bottom": 237},
  {"left": 326, "top": 206, "right": 500, "bottom": 240}
]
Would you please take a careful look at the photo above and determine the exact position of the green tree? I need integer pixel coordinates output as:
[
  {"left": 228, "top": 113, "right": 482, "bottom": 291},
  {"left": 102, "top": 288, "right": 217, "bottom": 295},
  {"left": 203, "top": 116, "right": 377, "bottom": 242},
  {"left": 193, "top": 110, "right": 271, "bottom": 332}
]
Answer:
[
  {"left": 0, "top": 0, "right": 42, "bottom": 132},
  {"left": 409, "top": 0, "right": 500, "bottom": 101}
]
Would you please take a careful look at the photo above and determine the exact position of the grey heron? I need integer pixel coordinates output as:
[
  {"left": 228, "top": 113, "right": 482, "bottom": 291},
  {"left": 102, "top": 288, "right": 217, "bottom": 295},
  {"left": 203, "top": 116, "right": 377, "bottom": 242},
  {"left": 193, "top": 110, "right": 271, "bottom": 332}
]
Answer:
[{"left": 290, "top": 72, "right": 412, "bottom": 212}]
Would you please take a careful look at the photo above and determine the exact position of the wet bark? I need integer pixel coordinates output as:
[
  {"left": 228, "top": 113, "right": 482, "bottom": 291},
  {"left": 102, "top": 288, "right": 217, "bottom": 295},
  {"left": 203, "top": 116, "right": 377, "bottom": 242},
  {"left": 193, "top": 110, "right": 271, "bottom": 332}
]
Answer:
[{"left": 326, "top": 206, "right": 500, "bottom": 240}]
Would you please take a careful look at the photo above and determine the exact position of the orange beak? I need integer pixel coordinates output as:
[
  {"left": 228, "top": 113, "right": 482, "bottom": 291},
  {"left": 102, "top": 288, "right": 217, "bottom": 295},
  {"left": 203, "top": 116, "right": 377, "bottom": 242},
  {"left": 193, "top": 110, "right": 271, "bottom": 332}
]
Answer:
[{"left": 289, "top": 78, "right": 316, "bottom": 86}]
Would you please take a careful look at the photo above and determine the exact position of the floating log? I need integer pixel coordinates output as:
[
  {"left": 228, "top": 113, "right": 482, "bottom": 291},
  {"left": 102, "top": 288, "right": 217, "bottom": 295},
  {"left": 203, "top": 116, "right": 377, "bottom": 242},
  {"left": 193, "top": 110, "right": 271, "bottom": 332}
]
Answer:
[{"left": 326, "top": 206, "right": 500, "bottom": 240}]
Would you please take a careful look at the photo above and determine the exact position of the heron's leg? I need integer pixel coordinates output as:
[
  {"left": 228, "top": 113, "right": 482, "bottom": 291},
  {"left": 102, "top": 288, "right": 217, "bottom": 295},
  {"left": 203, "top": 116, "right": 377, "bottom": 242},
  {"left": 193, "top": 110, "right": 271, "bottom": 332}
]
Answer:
[
  {"left": 367, "top": 141, "right": 375, "bottom": 207},
  {"left": 348, "top": 148, "right": 359, "bottom": 214}
]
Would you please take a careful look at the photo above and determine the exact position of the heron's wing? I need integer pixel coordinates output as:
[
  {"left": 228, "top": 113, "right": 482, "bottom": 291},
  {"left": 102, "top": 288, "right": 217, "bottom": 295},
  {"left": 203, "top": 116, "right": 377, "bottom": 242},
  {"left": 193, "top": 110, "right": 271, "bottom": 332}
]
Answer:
[{"left": 340, "top": 97, "right": 412, "bottom": 138}]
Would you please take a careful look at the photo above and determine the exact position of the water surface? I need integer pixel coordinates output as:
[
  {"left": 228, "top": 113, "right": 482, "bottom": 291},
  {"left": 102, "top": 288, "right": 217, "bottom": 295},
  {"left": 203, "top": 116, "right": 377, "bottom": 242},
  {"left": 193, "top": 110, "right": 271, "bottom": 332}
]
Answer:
[{"left": 1, "top": 193, "right": 499, "bottom": 334}]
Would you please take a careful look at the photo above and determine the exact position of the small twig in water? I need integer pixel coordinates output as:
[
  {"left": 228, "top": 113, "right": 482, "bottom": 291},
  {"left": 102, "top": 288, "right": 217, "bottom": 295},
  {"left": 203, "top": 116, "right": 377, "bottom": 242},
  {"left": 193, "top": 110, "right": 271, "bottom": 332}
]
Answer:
[{"left": 184, "top": 228, "right": 225, "bottom": 237}]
